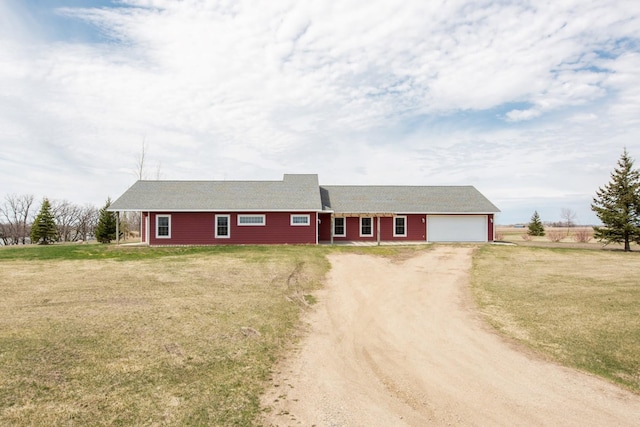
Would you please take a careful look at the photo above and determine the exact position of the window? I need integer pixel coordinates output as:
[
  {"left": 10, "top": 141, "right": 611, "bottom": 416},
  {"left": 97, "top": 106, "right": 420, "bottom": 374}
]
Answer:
[
  {"left": 156, "top": 215, "right": 171, "bottom": 238},
  {"left": 238, "top": 215, "right": 265, "bottom": 226},
  {"left": 216, "top": 215, "right": 230, "bottom": 238},
  {"left": 334, "top": 217, "right": 346, "bottom": 237},
  {"left": 360, "top": 217, "right": 373, "bottom": 237},
  {"left": 394, "top": 216, "right": 407, "bottom": 237},
  {"left": 291, "top": 214, "right": 310, "bottom": 226}
]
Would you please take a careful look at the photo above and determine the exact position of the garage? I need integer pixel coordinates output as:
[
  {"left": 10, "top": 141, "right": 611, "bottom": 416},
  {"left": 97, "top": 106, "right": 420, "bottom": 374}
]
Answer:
[{"left": 427, "top": 215, "right": 488, "bottom": 242}]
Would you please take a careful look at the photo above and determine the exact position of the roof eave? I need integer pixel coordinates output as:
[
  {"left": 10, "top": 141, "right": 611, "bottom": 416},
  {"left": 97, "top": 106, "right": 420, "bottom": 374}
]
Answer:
[{"left": 107, "top": 208, "right": 324, "bottom": 212}]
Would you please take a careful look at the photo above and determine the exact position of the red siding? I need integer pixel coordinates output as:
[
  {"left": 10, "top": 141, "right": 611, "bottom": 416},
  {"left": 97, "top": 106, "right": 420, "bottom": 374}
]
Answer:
[
  {"left": 378, "top": 215, "right": 426, "bottom": 241},
  {"left": 142, "top": 212, "right": 494, "bottom": 245},
  {"left": 318, "top": 213, "right": 333, "bottom": 241},
  {"left": 147, "top": 212, "right": 317, "bottom": 246},
  {"left": 324, "top": 215, "right": 427, "bottom": 242},
  {"left": 341, "top": 217, "right": 375, "bottom": 242}
]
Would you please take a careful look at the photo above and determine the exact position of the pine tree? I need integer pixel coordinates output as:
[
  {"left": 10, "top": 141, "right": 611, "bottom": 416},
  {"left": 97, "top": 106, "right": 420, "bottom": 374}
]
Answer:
[
  {"left": 591, "top": 149, "right": 640, "bottom": 252},
  {"left": 30, "top": 198, "right": 58, "bottom": 245},
  {"left": 527, "top": 210, "right": 545, "bottom": 236},
  {"left": 95, "top": 198, "right": 118, "bottom": 244}
]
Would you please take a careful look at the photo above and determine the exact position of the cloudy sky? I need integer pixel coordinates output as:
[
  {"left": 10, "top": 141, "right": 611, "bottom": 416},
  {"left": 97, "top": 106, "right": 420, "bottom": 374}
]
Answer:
[{"left": 2, "top": 0, "right": 640, "bottom": 224}]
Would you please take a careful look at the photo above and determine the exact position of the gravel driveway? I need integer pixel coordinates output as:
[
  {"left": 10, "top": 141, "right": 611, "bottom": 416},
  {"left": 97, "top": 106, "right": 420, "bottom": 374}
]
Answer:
[{"left": 261, "top": 246, "right": 640, "bottom": 426}]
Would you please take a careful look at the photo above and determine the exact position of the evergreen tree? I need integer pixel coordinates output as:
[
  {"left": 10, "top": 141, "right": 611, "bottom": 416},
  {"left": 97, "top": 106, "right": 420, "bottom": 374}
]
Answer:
[
  {"left": 95, "top": 198, "right": 118, "bottom": 244},
  {"left": 527, "top": 210, "right": 545, "bottom": 236},
  {"left": 30, "top": 198, "right": 58, "bottom": 245},
  {"left": 591, "top": 149, "right": 640, "bottom": 252}
]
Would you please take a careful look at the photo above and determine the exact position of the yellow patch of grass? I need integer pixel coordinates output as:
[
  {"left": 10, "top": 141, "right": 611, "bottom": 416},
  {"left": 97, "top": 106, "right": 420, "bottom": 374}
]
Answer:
[
  {"left": 0, "top": 247, "right": 329, "bottom": 426},
  {"left": 472, "top": 245, "right": 640, "bottom": 392}
]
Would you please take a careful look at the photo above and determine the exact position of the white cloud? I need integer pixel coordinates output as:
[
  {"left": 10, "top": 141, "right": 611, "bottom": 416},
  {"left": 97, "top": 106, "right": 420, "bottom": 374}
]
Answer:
[
  {"left": 567, "top": 113, "right": 598, "bottom": 123},
  {"left": 505, "top": 109, "right": 542, "bottom": 122},
  {"left": 1, "top": 0, "right": 640, "bottom": 224}
]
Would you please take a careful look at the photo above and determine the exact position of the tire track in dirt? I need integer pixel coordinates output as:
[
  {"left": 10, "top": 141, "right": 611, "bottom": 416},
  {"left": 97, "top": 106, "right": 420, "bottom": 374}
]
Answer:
[{"left": 261, "top": 246, "right": 640, "bottom": 426}]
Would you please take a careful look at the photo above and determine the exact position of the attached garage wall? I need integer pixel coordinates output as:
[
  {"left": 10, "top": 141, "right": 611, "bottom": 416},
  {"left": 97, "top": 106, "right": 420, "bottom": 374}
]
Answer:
[{"left": 427, "top": 215, "right": 488, "bottom": 242}]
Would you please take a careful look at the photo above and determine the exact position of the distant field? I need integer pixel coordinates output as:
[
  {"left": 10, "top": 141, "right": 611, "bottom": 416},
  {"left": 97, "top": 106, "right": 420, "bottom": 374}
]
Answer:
[
  {"left": 472, "top": 244, "right": 640, "bottom": 393},
  {"left": 496, "top": 226, "right": 640, "bottom": 251}
]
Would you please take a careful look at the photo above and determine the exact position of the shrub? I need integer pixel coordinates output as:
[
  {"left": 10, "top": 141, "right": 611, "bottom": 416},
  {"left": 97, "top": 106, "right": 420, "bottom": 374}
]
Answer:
[
  {"left": 546, "top": 229, "right": 564, "bottom": 242},
  {"left": 573, "top": 228, "right": 593, "bottom": 243}
]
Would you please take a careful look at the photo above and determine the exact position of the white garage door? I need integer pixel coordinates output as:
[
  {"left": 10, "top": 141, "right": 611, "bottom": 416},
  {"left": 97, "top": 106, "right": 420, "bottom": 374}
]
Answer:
[{"left": 427, "top": 215, "right": 488, "bottom": 242}]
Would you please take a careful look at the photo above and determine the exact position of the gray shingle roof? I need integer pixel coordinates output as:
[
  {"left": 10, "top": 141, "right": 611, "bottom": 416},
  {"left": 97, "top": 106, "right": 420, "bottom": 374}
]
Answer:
[
  {"left": 109, "top": 174, "right": 322, "bottom": 212},
  {"left": 109, "top": 174, "right": 500, "bottom": 214},
  {"left": 320, "top": 185, "right": 500, "bottom": 214}
]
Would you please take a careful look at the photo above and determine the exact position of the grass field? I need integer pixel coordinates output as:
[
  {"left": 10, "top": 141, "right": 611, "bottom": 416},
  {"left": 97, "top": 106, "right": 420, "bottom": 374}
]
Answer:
[
  {"left": 0, "top": 243, "right": 427, "bottom": 426},
  {"left": 2, "top": 242, "right": 639, "bottom": 425},
  {"left": 472, "top": 244, "right": 640, "bottom": 393},
  {"left": 0, "top": 244, "right": 332, "bottom": 426}
]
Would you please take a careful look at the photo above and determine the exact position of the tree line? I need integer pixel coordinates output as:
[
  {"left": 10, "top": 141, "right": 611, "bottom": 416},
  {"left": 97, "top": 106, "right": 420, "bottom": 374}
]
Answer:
[
  {"left": 0, "top": 196, "right": 139, "bottom": 245},
  {"left": 2, "top": 142, "right": 157, "bottom": 246}
]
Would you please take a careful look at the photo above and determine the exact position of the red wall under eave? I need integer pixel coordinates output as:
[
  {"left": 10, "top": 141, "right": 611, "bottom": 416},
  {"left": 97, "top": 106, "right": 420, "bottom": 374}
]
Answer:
[
  {"left": 318, "top": 213, "right": 332, "bottom": 241},
  {"left": 318, "top": 214, "right": 427, "bottom": 242},
  {"left": 146, "top": 212, "right": 317, "bottom": 245}
]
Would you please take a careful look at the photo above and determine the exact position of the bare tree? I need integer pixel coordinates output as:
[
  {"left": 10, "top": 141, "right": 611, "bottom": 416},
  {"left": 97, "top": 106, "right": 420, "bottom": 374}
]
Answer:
[
  {"left": 560, "top": 208, "right": 578, "bottom": 236},
  {"left": 0, "top": 223, "right": 8, "bottom": 246},
  {"left": 0, "top": 194, "right": 35, "bottom": 244},
  {"left": 49, "top": 200, "right": 102, "bottom": 242},
  {"left": 135, "top": 138, "right": 148, "bottom": 180},
  {"left": 0, "top": 198, "right": 17, "bottom": 244},
  {"left": 119, "top": 211, "right": 141, "bottom": 240},
  {"left": 133, "top": 138, "right": 163, "bottom": 181},
  {"left": 76, "top": 205, "right": 99, "bottom": 242},
  {"left": 155, "top": 160, "right": 163, "bottom": 180},
  {"left": 50, "top": 200, "right": 83, "bottom": 242}
]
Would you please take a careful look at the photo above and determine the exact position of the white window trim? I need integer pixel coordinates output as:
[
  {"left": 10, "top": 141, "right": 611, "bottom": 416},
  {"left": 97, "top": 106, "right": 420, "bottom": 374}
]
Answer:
[
  {"left": 215, "top": 214, "right": 230, "bottom": 238},
  {"left": 291, "top": 214, "right": 310, "bottom": 226},
  {"left": 334, "top": 217, "right": 346, "bottom": 237},
  {"left": 360, "top": 217, "right": 373, "bottom": 237},
  {"left": 394, "top": 216, "right": 407, "bottom": 237},
  {"left": 156, "top": 214, "right": 171, "bottom": 239},
  {"left": 237, "top": 214, "right": 266, "bottom": 226}
]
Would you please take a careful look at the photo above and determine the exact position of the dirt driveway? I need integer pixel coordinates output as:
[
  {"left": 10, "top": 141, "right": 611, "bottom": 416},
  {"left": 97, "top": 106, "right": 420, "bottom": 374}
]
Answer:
[{"left": 261, "top": 246, "right": 640, "bottom": 426}]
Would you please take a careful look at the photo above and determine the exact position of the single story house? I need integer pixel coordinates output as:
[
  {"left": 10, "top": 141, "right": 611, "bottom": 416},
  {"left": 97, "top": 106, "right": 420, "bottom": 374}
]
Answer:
[{"left": 108, "top": 174, "right": 500, "bottom": 245}]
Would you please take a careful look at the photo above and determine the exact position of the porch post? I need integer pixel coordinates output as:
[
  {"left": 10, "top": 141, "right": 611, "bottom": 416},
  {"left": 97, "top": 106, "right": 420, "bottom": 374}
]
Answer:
[
  {"left": 116, "top": 211, "right": 120, "bottom": 245},
  {"left": 331, "top": 214, "right": 334, "bottom": 245},
  {"left": 376, "top": 215, "right": 380, "bottom": 246}
]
